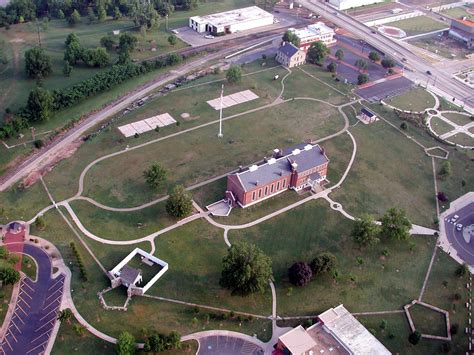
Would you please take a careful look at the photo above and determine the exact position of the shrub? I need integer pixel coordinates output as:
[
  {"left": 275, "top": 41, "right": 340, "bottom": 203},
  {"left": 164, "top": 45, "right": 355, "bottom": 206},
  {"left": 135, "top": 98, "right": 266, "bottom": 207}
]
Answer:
[
  {"left": 310, "top": 252, "right": 337, "bottom": 275},
  {"left": 33, "top": 139, "right": 44, "bottom": 149},
  {"left": 288, "top": 262, "right": 312, "bottom": 287},
  {"left": 437, "top": 192, "right": 448, "bottom": 202},
  {"left": 400, "top": 122, "right": 408, "bottom": 130},
  {"left": 408, "top": 330, "right": 421, "bottom": 345}
]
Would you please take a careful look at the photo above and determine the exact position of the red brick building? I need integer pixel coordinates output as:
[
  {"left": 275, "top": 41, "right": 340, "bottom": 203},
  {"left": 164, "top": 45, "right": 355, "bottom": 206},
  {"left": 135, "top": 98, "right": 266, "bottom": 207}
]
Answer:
[{"left": 226, "top": 143, "right": 329, "bottom": 208}]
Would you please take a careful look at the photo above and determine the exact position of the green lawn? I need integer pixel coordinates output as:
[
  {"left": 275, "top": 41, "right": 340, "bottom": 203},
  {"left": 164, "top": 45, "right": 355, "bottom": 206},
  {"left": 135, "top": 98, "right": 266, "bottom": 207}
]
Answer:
[
  {"left": 442, "top": 6, "right": 474, "bottom": 20},
  {"left": 0, "top": 284, "right": 14, "bottom": 327},
  {"left": 448, "top": 133, "right": 473, "bottom": 147},
  {"left": 409, "top": 303, "right": 447, "bottom": 337},
  {"left": 230, "top": 200, "right": 436, "bottom": 316},
  {"left": 443, "top": 112, "right": 473, "bottom": 126},
  {"left": 330, "top": 115, "right": 436, "bottom": 226},
  {"left": 21, "top": 254, "right": 37, "bottom": 281},
  {"left": 386, "top": 87, "right": 436, "bottom": 112},
  {"left": 388, "top": 16, "right": 448, "bottom": 36},
  {"left": 430, "top": 116, "right": 454, "bottom": 136},
  {"left": 83, "top": 98, "right": 345, "bottom": 207}
]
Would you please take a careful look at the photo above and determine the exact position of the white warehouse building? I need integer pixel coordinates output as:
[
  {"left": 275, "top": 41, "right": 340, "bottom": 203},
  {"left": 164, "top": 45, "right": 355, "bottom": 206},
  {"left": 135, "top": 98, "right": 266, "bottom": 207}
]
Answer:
[
  {"left": 189, "top": 6, "right": 274, "bottom": 35},
  {"left": 329, "top": 0, "right": 383, "bottom": 10}
]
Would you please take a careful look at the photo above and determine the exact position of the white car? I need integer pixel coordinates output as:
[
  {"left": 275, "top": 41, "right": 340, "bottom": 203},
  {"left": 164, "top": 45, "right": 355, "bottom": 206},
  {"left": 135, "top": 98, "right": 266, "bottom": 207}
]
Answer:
[
  {"left": 451, "top": 214, "right": 460, "bottom": 223},
  {"left": 456, "top": 223, "right": 463, "bottom": 231},
  {"left": 171, "top": 29, "right": 179, "bottom": 34},
  {"left": 204, "top": 34, "right": 214, "bottom": 39}
]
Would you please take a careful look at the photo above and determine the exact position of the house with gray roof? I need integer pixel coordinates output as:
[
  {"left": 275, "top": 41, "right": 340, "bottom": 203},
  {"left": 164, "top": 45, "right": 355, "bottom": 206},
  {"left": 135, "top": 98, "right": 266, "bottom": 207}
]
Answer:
[
  {"left": 276, "top": 42, "right": 306, "bottom": 68},
  {"left": 225, "top": 143, "right": 329, "bottom": 208}
]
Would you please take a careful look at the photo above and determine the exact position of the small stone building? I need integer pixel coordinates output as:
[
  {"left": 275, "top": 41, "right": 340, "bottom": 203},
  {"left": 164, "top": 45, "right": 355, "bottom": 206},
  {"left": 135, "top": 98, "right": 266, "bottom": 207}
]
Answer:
[{"left": 276, "top": 42, "right": 306, "bottom": 68}]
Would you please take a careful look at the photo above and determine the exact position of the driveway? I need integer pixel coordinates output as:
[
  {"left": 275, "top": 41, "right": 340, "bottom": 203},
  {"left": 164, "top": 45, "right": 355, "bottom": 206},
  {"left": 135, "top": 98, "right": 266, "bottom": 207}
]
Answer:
[
  {"left": 0, "top": 243, "right": 65, "bottom": 355},
  {"left": 444, "top": 203, "right": 474, "bottom": 265},
  {"left": 198, "top": 335, "right": 264, "bottom": 355}
]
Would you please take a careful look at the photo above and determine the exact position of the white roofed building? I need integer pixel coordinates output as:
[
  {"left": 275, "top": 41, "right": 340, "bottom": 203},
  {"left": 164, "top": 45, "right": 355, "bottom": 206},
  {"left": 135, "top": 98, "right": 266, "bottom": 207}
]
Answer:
[
  {"left": 189, "top": 6, "right": 274, "bottom": 35},
  {"left": 328, "top": 0, "right": 383, "bottom": 10},
  {"left": 292, "top": 22, "right": 336, "bottom": 52}
]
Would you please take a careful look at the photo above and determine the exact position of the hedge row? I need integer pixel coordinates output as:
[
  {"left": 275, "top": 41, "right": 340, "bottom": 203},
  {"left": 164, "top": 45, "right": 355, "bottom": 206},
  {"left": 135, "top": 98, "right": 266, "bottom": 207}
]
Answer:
[{"left": 69, "top": 242, "right": 88, "bottom": 281}]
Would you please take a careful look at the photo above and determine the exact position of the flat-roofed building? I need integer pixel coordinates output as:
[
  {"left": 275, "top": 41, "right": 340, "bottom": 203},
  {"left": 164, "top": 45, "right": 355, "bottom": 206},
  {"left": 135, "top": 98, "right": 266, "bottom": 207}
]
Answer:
[
  {"left": 276, "top": 42, "right": 307, "bottom": 68},
  {"left": 275, "top": 305, "right": 391, "bottom": 355},
  {"left": 189, "top": 6, "right": 274, "bottom": 35},
  {"left": 328, "top": 0, "right": 383, "bottom": 10},
  {"left": 449, "top": 18, "right": 474, "bottom": 49},
  {"left": 293, "top": 22, "right": 336, "bottom": 51}
]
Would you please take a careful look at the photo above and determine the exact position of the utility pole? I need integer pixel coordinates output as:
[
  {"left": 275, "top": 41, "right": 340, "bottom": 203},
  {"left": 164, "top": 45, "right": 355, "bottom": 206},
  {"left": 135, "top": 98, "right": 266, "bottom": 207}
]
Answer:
[
  {"left": 36, "top": 18, "right": 42, "bottom": 48},
  {"left": 218, "top": 84, "right": 224, "bottom": 138},
  {"left": 166, "top": 14, "right": 168, "bottom": 31},
  {"left": 31, "top": 127, "right": 36, "bottom": 141}
]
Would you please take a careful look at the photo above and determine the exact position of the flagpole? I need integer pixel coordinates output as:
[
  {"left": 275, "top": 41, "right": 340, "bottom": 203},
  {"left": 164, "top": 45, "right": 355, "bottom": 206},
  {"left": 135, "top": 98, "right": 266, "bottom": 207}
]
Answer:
[{"left": 218, "top": 84, "right": 224, "bottom": 138}]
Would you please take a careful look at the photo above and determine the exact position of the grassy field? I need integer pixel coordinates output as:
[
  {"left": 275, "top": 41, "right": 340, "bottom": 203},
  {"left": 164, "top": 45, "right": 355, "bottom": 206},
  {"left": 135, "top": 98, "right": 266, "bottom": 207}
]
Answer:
[
  {"left": 83, "top": 98, "right": 345, "bottom": 207},
  {"left": 330, "top": 114, "right": 436, "bottom": 226},
  {"left": 386, "top": 87, "right": 436, "bottom": 112},
  {"left": 409, "top": 36, "right": 472, "bottom": 60},
  {"left": 443, "top": 112, "right": 473, "bottom": 126},
  {"left": 388, "top": 16, "right": 448, "bottom": 36},
  {"left": 20, "top": 254, "right": 37, "bottom": 280},
  {"left": 409, "top": 303, "right": 447, "bottom": 336},
  {"left": 430, "top": 116, "right": 454, "bottom": 136},
  {"left": 433, "top": 122, "right": 454, "bottom": 139},
  {"left": 0, "top": 285, "right": 13, "bottom": 329},
  {"left": 448, "top": 133, "right": 473, "bottom": 147},
  {"left": 230, "top": 200, "right": 436, "bottom": 315},
  {"left": 442, "top": 6, "right": 474, "bottom": 20}
]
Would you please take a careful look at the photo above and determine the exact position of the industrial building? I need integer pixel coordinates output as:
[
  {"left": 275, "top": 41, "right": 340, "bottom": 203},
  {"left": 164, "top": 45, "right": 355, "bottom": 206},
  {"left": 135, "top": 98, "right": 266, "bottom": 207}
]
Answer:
[
  {"left": 275, "top": 305, "right": 391, "bottom": 355},
  {"left": 292, "top": 22, "right": 336, "bottom": 51},
  {"left": 328, "top": 0, "right": 383, "bottom": 10},
  {"left": 449, "top": 18, "right": 474, "bottom": 49},
  {"left": 188, "top": 6, "right": 274, "bottom": 35}
]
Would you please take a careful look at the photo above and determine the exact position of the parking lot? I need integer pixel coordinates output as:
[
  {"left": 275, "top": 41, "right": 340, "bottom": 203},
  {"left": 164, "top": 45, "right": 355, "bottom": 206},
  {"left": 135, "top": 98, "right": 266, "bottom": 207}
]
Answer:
[
  {"left": 198, "top": 335, "right": 264, "bottom": 355},
  {"left": 356, "top": 76, "right": 414, "bottom": 101},
  {"left": 0, "top": 244, "right": 65, "bottom": 355},
  {"left": 444, "top": 203, "right": 474, "bottom": 265}
]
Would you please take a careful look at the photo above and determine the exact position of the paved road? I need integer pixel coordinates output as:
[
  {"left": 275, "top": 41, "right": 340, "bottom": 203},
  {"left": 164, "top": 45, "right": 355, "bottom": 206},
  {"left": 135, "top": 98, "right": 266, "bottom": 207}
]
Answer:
[
  {"left": 444, "top": 203, "right": 474, "bottom": 265},
  {"left": 0, "top": 244, "right": 65, "bottom": 355},
  {"left": 298, "top": 0, "right": 474, "bottom": 111},
  {"left": 197, "top": 335, "right": 264, "bottom": 355}
]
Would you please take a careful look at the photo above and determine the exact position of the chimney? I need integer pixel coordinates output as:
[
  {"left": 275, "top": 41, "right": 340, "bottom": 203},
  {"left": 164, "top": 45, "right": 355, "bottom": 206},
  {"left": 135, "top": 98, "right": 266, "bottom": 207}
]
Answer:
[
  {"left": 291, "top": 162, "right": 298, "bottom": 172},
  {"left": 255, "top": 180, "right": 259, "bottom": 186}
]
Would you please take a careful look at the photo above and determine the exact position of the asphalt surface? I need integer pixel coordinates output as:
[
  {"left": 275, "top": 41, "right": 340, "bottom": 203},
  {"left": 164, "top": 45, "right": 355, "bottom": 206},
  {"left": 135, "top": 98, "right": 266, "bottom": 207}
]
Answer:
[
  {"left": 356, "top": 76, "right": 414, "bottom": 101},
  {"left": 198, "top": 335, "right": 264, "bottom": 355},
  {"left": 444, "top": 203, "right": 474, "bottom": 265},
  {"left": 0, "top": 244, "right": 65, "bottom": 355}
]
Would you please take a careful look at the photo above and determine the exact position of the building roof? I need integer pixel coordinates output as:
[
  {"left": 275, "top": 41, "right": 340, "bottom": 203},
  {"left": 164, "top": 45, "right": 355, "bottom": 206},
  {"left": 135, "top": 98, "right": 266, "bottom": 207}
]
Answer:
[
  {"left": 233, "top": 143, "right": 329, "bottom": 192},
  {"left": 318, "top": 305, "right": 391, "bottom": 354},
  {"left": 9, "top": 222, "right": 22, "bottom": 231},
  {"left": 278, "top": 42, "right": 301, "bottom": 58},
  {"left": 361, "top": 107, "right": 376, "bottom": 117},
  {"left": 189, "top": 6, "right": 273, "bottom": 27},
  {"left": 119, "top": 265, "right": 141, "bottom": 286},
  {"left": 454, "top": 19, "right": 474, "bottom": 28},
  {"left": 294, "top": 22, "right": 335, "bottom": 41},
  {"left": 279, "top": 325, "right": 317, "bottom": 354}
]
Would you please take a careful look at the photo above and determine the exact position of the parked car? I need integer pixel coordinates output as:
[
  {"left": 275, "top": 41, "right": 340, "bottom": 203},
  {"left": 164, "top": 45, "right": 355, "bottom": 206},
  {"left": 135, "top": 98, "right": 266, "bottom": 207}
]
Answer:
[
  {"left": 171, "top": 29, "right": 179, "bottom": 34},
  {"left": 451, "top": 214, "right": 459, "bottom": 223},
  {"left": 204, "top": 35, "right": 215, "bottom": 39},
  {"left": 426, "top": 70, "right": 432, "bottom": 75},
  {"left": 456, "top": 223, "right": 463, "bottom": 231}
]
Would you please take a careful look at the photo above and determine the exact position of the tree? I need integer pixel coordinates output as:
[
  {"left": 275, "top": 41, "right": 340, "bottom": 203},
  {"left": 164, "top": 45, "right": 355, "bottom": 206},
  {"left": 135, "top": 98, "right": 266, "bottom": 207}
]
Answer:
[
  {"left": 82, "top": 48, "right": 110, "bottom": 67},
  {"left": 117, "top": 50, "right": 131, "bottom": 65},
  {"left": 63, "top": 61, "right": 72, "bottom": 76},
  {"left": 26, "top": 87, "right": 53, "bottom": 122},
  {"left": 113, "top": 6, "right": 122, "bottom": 20},
  {"left": 355, "top": 59, "right": 368, "bottom": 72},
  {"left": 351, "top": 214, "right": 380, "bottom": 248},
  {"left": 87, "top": 6, "right": 96, "bottom": 23},
  {"left": 357, "top": 73, "right": 369, "bottom": 85},
  {"left": 408, "top": 330, "right": 421, "bottom": 345},
  {"left": 25, "top": 47, "right": 52, "bottom": 79},
  {"left": 101, "top": 35, "right": 116, "bottom": 51},
  {"left": 220, "top": 241, "right": 273, "bottom": 296},
  {"left": 166, "top": 52, "right": 182, "bottom": 65},
  {"left": 327, "top": 61, "right": 337, "bottom": 73},
  {"left": 166, "top": 185, "right": 192, "bottom": 218},
  {"left": 400, "top": 122, "right": 407, "bottom": 130},
  {"left": 380, "top": 208, "right": 411, "bottom": 241},
  {"left": 128, "top": 0, "right": 159, "bottom": 30},
  {"left": 437, "top": 192, "right": 448, "bottom": 202},
  {"left": 0, "top": 246, "right": 8, "bottom": 259},
  {"left": 58, "top": 9, "right": 65, "bottom": 19},
  {"left": 288, "top": 262, "right": 312, "bottom": 286},
  {"left": 381, "top": 58, "right": 396, "bottom": 69},
  {"left": 167, "top": 34, "right": 177, "bottom": 46},
  {"left": 143, "top": 163, "right": 167, "bottom": 189},
  {"left": 226, "top": 65, "right": 242, "bottom": 84},
  {"left": 307, "top": 41, "right": 329, "bottom": 64},
  {"left": 439, "top": 161, "right": 452, "bottom": 179},
  {"left": 0, "top": 267, "right": 20, "bottom": 285},
  {"left": 34, "top": 216, "right": 45, "bottom": 230},
  {"left": 335, "top": 48, "right": 344, "bottom": 61},
  {"left": 119, "top": 32, "right": 138, "bottom": 53},
  {"left": 368, "top": 51, "right": 380, "bottom": 62},
  {"left": 73, "top": 322, "right": 86, "bottom": 336},
  {"left": 456, "top": 263, "right": 469, "bottom": 277},
  {"left": 116, "top": 331, "right": 136, "bottom": 355},
  {"left": 64, "top": 33, "right": 83, "bottom": 65},
  {"left": 166, "top": 331, "right": 181, "bottom": 350},
  {"left": 97, "top": 6, "right": 106, "bottom": 21},
  {"left": 310, "top": 252, "right": 337, "bottom": 275},
  {"left": 68, "top": 9, "right": 81, "bottom": 26},
  {"left": 57, "top": 308, "right": 73, "bottom": 323},
  {"left": 282, "top": 30, "right": 300, "bottom": 47}
]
